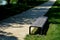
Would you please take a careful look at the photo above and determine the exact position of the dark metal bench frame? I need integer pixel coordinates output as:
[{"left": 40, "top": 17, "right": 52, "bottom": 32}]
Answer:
[{"left": 29, "top": 16, "right": 48, "bottom": 35}]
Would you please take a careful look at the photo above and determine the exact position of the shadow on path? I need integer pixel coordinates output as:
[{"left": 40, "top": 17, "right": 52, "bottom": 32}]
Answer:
[
  {"left": 0, "top": 1, "right": 56, "bottom": 30},
  {"left": 0, "top": 35, "right": 18, "bottom": 40},
  {"left": 0, "top": 31, "right": 18, "bottom": 40}
]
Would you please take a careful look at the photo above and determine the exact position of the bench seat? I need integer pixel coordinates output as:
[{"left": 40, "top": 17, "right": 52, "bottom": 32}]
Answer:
[{"left": 29, "top": 16, "right": 48, "bottom": 34}]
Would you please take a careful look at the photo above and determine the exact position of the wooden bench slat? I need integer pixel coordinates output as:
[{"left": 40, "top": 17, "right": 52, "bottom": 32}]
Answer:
[{"left": 30, "top": 16, "right": 48, "bottom": 27}]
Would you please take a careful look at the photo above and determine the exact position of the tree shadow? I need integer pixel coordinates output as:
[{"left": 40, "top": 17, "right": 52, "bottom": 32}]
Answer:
[
  {"left": 0, "top": 1, "right": 57, "bottom": 30},
  {"left": 0, "top": 35, "right": 18, "bottom": 40},
  {"left": 45, "top": 7, "right": 60, "bottom": 24},
  {"left": 0, "top": 31, "right": 12, "bottom": 35},
  {"left": 44, "top": 1, "right": 60, "bottom": 24},
  {"left": 0, "top": 0, "right": 47, "bottom": 21},
  {"left": 0, "top": 1, "right": 55, "bottom": 21},
  {"left": 0, "top": 31, "right": 18, "bottom": 40}
]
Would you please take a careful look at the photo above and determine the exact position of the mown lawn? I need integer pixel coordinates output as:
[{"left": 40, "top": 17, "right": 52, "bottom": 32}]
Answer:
[{"left": 25, "top": 0, "right": 60, "bottom": 40}]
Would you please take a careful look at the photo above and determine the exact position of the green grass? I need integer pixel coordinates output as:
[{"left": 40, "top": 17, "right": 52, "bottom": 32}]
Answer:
[
  {"left": 10, "top": 0, "right": 18, "bottom": 4},
  {"left": 25, "top": 0, "right": 60, "bottom": 40}
]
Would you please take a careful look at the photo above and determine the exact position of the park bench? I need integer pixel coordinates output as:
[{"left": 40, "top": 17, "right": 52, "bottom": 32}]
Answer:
[{"left": 29, "top": 16, "right": 48, "bottom": 35}]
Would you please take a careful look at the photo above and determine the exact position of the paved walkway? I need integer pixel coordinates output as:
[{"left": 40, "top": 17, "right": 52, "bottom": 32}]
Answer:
[{"left": 0, "top": 0, "right": 56, "bottom": 40}]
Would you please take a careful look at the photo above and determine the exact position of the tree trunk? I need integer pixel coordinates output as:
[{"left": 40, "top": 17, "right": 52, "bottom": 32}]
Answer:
[{"left": 7, "top": 0, "right": 10, "bottom": 5}]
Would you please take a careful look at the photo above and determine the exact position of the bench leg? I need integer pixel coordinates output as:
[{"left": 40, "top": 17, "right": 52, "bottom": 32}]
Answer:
[
  {"left": 40, "top": 27, "right": 43, "bottom": 35},
  {"left": 29, "top": 27, "right": 31, "bottom": 34},
  {"left": 29, "top": 27, "right": 43, "bottom": 35}
]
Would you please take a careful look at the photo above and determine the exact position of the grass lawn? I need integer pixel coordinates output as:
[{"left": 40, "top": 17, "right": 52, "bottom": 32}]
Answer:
[{"left": 25, "top": 0, "right": 60, "bottom": 40}]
